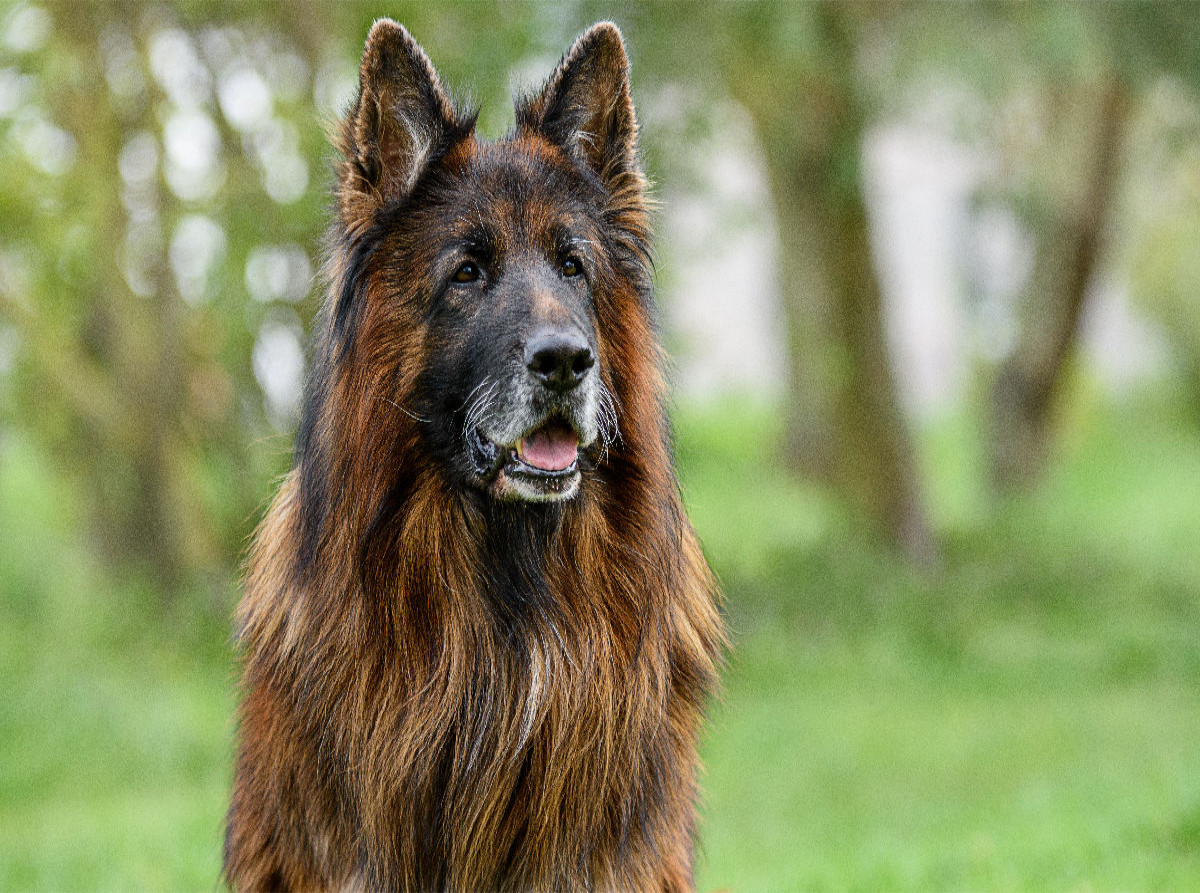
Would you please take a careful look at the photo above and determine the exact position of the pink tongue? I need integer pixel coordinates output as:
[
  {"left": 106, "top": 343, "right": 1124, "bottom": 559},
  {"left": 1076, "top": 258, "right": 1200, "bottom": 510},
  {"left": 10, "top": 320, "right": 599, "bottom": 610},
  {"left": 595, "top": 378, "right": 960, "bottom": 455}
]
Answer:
[{"left": 518, "top": 425, "right": 578, "bottom": 472}]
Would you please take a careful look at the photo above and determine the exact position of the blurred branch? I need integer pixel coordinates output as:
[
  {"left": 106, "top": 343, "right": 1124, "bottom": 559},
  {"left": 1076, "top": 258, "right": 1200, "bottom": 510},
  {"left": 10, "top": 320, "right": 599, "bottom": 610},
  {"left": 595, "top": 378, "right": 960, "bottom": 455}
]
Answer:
[{"left": 989, "top": 71, "right": 1130, "bottom": 490}]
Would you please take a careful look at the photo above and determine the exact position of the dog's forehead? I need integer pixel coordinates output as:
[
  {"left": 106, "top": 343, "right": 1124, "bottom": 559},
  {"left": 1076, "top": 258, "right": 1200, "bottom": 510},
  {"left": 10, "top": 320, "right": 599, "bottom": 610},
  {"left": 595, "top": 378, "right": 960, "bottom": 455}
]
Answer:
[{"left": 434, "top": 135, "right": 598, "bottom": 244}]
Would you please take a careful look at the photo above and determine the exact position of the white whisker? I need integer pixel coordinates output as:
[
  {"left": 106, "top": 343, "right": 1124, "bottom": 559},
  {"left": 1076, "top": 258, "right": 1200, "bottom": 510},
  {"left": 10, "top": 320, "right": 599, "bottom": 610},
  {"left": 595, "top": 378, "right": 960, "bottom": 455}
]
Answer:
[
  {"left": 462, "top": 377, "right": 501, "bottom": 443},
  {"left": 385, "top": 398, "right": 432, "bottom": 424}
]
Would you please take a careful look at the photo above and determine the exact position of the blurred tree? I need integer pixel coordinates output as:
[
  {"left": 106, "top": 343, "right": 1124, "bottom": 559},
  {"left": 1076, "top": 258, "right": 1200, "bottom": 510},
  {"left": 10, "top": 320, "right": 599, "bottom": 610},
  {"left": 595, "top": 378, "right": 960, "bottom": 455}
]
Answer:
[
  {"left": 1132, "top": 165, "right": 1200, "bottom": 424},
  {"left": 1119, "top": 2, "right": 1200, "bottom": 424},
  {"left": 986, "top": 2, "right": 1200, "bottom": 489},
  {"left": 0, "top": 1, "right": 555, "bottom": 598},
  {"left": 613, "top": 0, "right": 935, "bottom": 560},
  {"left": 5, "top": 3, "right": 188, "bottom": 591},
  {"left": 988, "top": 68, "right": 1130, "bottom": 490},
  {"left": 1, "top": 1, "right": 338, "bottom": 595},
  {"left": 718, "top": 3, "right": 935, "bottom": 561}
]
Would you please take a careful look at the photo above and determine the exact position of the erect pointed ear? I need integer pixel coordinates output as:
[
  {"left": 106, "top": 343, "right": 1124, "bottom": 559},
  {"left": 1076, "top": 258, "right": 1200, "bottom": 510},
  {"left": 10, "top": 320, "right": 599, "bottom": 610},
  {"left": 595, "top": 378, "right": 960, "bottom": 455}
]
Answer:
[
  {"left": 517, "top": 22, "right": 640, "bottom": 188},
  {"left": 338, "top": 20, "right": 465, "bottom": 224}
]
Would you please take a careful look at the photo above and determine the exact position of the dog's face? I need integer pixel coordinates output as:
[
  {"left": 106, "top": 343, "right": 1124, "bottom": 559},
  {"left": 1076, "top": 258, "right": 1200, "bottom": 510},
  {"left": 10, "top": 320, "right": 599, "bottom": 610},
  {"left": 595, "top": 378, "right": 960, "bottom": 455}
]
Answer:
[
  {"left": 334, "top": 21, "right": 639, "bottom": 504},
  {"left": 409, "top": 149, "right": 614, "bottom": 503}
]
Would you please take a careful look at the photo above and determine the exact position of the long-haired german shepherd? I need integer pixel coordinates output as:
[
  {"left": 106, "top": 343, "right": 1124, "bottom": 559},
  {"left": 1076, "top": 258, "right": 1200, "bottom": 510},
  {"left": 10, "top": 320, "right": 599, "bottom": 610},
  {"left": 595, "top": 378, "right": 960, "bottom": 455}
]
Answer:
[{"left": 225, "top": 20, "right": 724, "bottom": 892}]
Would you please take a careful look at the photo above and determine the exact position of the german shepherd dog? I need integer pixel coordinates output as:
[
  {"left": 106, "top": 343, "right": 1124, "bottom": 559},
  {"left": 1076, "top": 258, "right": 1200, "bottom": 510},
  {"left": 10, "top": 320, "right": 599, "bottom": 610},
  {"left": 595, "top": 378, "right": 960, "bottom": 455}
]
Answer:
[{"left": 225, "top": 20, "right": 723, "bottom": 892}]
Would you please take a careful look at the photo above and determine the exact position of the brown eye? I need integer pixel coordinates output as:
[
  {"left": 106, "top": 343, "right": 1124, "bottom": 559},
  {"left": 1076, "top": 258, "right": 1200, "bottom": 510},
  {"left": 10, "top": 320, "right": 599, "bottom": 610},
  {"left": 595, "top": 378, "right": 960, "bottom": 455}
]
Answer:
[
  {"left": 452, "top": 262, "right": 480, "bottom": 284},
  {"left": 562, "top": 256, "right": 582, "bottom": 278}
]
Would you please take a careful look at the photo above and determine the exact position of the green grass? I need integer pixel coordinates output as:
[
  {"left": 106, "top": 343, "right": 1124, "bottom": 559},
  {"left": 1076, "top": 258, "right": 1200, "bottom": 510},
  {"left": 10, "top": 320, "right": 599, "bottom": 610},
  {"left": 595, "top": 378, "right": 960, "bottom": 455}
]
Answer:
[
  {"left": 0, "top": 437, "right": 235, "bottom": 891},
  {"left": 2, "top": 396, "right": 1199, "bottom": 890},
  {"left": 678, "top": 400, "right": 1200, "bottom": 890}
]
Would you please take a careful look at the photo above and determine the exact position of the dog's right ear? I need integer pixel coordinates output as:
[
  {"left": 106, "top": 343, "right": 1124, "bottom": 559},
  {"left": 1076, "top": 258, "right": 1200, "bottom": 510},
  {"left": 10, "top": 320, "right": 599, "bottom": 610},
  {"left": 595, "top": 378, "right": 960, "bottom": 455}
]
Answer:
[{"left": 337, "top": 20, "right": 461, "bottom": 230}]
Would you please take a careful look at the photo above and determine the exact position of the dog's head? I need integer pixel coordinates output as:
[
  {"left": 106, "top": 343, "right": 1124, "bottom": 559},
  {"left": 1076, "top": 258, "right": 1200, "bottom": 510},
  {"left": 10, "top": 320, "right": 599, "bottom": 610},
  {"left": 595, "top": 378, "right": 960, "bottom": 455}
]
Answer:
[{"left": 322, "top": 21, "right": 646, "bottom": 505}]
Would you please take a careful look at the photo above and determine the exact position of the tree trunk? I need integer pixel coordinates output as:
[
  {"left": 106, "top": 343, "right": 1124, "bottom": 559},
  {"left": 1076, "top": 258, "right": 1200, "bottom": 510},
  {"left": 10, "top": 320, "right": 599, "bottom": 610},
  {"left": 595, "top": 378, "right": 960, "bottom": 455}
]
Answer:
[
  {"left": 989, "top": 74, "right": 1129, "bottom": 490},
  {"left": 759, "top": 121, "right": 840, "bottom": 480},
  {"left": 731, "top": 6, "right": 935, "bottom": 561},
  {"left": 51, "top": 5, "right": 192, "bottom": 594}
]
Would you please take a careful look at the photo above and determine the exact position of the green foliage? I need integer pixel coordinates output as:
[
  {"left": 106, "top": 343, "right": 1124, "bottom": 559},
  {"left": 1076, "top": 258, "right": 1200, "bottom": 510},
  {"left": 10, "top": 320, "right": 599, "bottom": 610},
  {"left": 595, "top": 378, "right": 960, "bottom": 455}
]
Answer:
[
  {"left": 1131, "top": 183, "right": 1200, "bottom": 421},
  {"left": 0, "top": 1, "right": 557, "bottom": 590}
]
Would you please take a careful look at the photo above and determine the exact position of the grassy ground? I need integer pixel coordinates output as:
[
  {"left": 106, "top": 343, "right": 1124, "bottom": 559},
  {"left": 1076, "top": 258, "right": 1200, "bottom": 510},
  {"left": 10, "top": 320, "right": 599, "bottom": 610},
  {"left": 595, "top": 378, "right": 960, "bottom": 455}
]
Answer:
[
  {"left": 680, "top": 400, "right": 1200, "bottom": 891},
  {"left": 2, "top": 397, "right": 1198, "bottom": 890}
]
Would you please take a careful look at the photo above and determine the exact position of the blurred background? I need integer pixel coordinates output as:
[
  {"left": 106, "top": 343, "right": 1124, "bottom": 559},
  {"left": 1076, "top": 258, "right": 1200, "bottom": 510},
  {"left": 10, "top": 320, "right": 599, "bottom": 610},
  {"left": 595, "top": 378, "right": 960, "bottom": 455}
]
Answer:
[{"left": 2, "top": 1, "right": 1199, "bottom": 889}]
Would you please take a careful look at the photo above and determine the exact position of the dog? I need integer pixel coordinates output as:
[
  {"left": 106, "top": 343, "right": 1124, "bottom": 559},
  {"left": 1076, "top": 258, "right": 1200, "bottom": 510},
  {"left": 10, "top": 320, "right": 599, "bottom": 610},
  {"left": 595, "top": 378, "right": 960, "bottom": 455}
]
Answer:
[{"left": 224, "top": 20, "right": 723, "bottom": 892}]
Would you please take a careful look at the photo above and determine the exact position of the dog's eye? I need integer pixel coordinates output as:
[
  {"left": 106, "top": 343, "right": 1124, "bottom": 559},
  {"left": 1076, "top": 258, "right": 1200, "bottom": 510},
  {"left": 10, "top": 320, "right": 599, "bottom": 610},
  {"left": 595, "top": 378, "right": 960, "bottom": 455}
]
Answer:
[
  {"left": 562, "top": 256, "right": 582, "bottom": 278},
  {"left": 452, "top": 262, "right": 480, "bottom": 284}
]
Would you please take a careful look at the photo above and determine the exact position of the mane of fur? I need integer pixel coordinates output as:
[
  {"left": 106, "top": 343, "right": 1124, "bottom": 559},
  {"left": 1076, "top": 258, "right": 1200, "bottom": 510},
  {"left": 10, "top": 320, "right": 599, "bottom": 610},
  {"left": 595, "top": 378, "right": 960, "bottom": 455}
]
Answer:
[{"left": 225, "top": 25, "right": 723, "bottom": 893}]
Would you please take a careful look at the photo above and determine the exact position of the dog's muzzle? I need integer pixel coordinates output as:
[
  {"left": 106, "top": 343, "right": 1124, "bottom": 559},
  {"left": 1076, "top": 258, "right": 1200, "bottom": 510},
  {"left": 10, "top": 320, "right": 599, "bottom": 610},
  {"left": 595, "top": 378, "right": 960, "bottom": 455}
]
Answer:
[{"left": 465, "top": 329, "right": 611, "bottom": 502}]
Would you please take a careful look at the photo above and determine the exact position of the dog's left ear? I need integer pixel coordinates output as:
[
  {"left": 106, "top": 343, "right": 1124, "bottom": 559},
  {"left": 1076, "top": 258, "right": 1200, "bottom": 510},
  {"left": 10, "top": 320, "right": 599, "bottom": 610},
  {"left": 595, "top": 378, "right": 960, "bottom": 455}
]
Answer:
[{"left": 518, "top": 22, "right": 639, "bottom": 188}]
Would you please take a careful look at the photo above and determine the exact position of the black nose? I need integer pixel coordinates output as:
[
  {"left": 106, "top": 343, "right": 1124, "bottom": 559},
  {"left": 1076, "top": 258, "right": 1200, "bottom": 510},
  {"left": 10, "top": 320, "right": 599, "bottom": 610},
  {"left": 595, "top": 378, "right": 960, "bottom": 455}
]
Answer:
[{"left": 524, "top": 330, "right": 594, "bottom": 391}]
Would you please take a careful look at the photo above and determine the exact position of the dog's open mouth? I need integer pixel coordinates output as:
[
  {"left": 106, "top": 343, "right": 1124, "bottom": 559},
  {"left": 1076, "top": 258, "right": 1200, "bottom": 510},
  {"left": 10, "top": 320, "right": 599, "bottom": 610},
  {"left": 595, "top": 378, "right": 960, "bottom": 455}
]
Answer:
[
  {"left": 469, "top": 418, "right": 582, "bottom": 501},
  {"left": 516, "top": 419, "right": 579, "bottom": 472}
]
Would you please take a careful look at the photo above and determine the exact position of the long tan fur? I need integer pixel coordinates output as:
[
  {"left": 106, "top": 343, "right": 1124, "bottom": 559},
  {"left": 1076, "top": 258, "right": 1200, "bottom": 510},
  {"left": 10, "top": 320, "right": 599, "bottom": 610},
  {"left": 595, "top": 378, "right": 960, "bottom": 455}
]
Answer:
[{"left": 225, "top": 20, "right": 723, "bottom": 892}]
